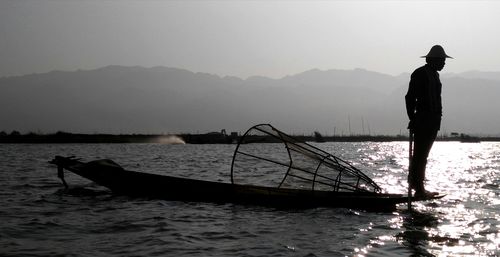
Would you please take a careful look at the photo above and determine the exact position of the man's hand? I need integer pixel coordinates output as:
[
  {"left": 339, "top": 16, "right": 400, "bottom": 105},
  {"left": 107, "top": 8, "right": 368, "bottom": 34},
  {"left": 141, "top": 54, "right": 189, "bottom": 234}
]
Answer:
[{"left": 407, "top": 119, "right": 415, "bottom": 131}]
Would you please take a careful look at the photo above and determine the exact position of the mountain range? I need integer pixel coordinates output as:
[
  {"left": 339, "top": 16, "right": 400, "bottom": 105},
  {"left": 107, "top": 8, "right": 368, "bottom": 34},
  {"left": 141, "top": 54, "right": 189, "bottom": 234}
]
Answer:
[{"left": 1, "top": 66, "right": 499, "bottom": 136}]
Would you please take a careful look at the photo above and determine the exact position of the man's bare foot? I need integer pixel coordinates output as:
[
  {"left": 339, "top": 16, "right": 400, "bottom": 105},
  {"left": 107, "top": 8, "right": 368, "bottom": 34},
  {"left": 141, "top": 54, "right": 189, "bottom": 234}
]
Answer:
[{"left": 414, "top": 190, "right": 439, "bottom": 198}]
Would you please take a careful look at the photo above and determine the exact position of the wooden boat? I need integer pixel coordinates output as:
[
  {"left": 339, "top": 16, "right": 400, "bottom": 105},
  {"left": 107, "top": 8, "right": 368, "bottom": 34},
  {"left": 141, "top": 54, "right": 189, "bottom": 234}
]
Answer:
[{"left": 50, "top": 124, "right": 439, "bottom": 211}]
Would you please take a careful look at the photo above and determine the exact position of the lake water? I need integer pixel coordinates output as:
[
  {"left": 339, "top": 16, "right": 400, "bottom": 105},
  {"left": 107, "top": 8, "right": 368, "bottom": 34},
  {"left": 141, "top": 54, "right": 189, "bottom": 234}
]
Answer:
[{"left": 0, "top": 142, "right": 499, "bottom": 256}]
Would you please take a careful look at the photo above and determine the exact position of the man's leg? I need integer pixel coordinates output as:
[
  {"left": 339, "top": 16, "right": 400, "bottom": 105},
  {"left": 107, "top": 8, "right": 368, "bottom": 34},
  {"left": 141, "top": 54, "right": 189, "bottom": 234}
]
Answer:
[{"left": 409, "top": 128, "right": 438, "bottom": 195}]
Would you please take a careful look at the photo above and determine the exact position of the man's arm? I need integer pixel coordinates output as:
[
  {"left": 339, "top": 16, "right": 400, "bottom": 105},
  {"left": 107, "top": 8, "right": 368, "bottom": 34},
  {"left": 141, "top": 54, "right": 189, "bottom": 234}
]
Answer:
[{"left": 405, "top": 73, "right": 418, "bottom": 121}]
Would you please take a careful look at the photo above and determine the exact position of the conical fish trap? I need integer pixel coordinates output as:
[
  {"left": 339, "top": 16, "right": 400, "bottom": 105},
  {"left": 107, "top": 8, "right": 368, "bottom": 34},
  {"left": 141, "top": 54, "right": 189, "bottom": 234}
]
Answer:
[{"left": 231, "top": 124, "right": 381, "bottom": 193}]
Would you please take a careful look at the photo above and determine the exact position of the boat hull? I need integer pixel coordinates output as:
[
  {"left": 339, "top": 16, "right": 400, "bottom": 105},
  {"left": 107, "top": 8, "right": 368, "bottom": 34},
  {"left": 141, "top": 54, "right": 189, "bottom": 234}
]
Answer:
[{"left": 51, "top": 156, "right": 419, "bottom": 212}]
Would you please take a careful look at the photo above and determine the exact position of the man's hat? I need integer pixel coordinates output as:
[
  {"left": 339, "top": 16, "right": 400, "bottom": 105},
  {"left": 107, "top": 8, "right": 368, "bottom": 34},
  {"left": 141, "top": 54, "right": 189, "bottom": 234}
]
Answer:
[{"left": 421, "top": 45, "right": 453, "bottom": 58}]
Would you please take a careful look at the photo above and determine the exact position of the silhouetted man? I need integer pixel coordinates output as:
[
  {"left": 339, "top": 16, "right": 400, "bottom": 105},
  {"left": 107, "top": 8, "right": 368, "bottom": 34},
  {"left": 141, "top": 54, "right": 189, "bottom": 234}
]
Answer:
[{"left": 405, "top": 45, "right": 452, "bottom": 197}]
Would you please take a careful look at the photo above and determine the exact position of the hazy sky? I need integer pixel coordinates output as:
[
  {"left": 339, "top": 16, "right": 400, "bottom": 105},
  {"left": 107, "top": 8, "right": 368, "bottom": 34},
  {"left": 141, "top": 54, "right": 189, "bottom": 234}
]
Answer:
[{"left": 1, "top": 0, "right": 499, "bottom": 79}]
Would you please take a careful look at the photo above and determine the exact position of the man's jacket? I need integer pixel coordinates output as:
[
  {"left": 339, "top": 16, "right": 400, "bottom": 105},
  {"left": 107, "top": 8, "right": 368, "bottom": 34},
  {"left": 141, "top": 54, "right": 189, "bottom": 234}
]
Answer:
[{"left": 405, "top": 64, "right": 442, "bottom": 131}]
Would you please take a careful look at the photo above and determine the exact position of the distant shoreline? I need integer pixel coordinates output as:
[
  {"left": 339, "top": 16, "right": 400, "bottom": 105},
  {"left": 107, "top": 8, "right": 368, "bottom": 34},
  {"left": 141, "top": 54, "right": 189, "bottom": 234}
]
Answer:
[{"left": 0, "top": 132, "right": 496, "bottom": 144}]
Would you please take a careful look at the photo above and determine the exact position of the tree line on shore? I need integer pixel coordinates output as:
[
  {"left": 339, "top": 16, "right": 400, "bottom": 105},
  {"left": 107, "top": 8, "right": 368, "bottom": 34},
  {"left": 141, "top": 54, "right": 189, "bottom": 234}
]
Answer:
[{"left": 0, "top": 130, "right": 493, "bottom": 143}]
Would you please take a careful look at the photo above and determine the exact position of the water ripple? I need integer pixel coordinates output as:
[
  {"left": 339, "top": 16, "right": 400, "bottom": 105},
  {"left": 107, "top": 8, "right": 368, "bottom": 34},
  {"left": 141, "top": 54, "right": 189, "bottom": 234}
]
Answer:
[{"left": 0, "top": 142, "right": 499, "bottom": 256}]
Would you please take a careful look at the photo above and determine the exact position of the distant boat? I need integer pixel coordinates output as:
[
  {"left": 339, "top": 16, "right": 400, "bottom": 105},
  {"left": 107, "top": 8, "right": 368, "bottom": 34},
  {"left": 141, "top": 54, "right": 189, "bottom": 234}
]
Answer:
[
  {"left": 181, "top": 129, "right": 238, "bottom": 144},
  {"left": 460, "top": 133, "right": 480, "bottom": 143},
  {"left": 50, "top": 124, "right": 441, "bottom": 211}
]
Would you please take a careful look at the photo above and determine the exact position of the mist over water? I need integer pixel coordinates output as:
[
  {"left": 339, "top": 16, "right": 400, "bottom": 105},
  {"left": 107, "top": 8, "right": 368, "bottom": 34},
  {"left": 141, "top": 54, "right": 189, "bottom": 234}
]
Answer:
[{"left": 0, "top": 142, "right": 498, "bottom": 256}]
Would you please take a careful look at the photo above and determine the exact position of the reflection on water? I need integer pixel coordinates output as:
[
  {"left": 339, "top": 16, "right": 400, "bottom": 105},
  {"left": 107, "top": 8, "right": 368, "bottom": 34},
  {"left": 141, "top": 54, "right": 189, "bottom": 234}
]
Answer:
[
  {"left": 0, "top": 142, "right": 498, "bottom": 256},
  {"left": 346, "top": 141, "right": 500, "bottom": 257}
]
